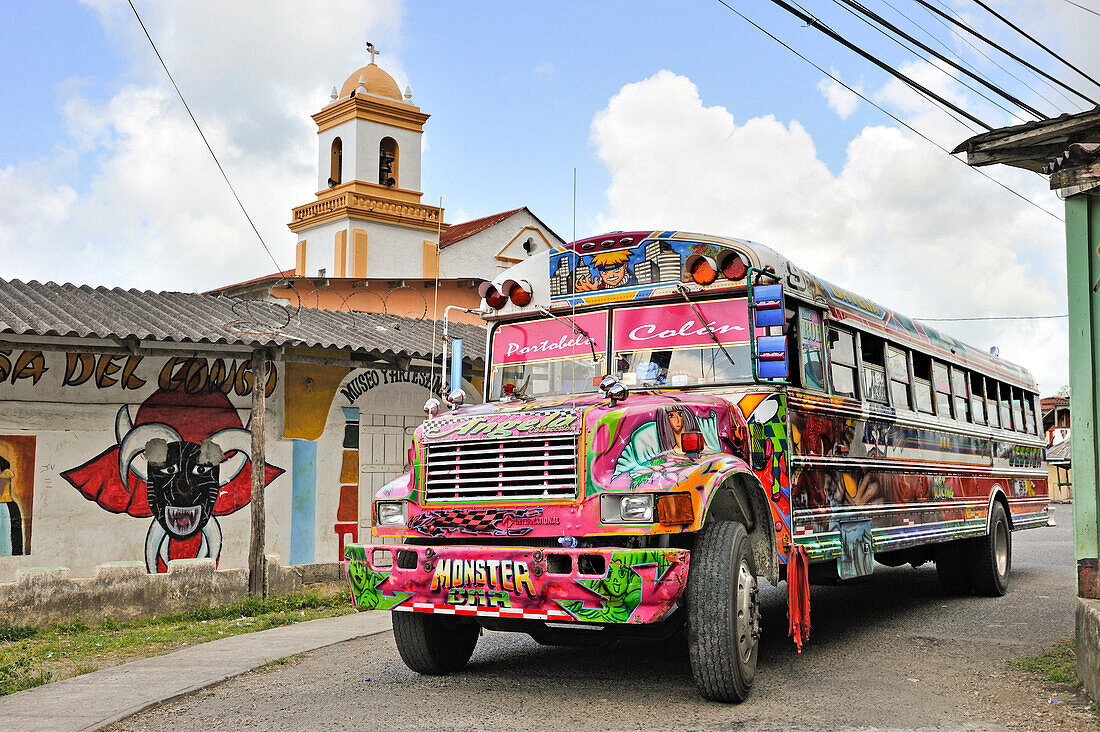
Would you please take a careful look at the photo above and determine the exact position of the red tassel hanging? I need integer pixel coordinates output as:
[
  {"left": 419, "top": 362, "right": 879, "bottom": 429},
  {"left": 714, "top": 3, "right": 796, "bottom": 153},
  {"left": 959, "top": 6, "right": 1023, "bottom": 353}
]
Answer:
[{"left": 787, "top": 545, "right": 811, "bottom": 653}]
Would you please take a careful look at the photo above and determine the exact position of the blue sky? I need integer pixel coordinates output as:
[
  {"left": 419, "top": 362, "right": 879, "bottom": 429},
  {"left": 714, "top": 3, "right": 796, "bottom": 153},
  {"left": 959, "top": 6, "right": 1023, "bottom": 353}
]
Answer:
[{"left": 0, "top": 0, "right": 1093, "bottom": 393}]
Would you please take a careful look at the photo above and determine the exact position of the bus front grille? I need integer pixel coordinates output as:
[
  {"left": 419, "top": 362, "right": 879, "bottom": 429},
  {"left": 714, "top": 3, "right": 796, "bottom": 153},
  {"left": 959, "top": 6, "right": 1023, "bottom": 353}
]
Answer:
[{"left": 424, "top": 436, "right": 578, "bottom": 502}]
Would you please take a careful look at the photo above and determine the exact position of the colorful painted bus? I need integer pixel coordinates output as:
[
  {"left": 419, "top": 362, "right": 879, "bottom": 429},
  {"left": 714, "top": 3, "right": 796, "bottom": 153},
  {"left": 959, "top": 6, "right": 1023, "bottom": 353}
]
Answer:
[{"left": 344, "top": 230, "right": 1050, "bottom": 702}]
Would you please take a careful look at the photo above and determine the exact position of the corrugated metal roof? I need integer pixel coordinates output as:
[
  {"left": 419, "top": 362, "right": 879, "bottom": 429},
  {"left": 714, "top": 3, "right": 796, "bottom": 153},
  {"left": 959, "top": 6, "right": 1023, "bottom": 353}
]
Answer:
[
  {"left": 1048, "top": 439, "right": 1071, "bottom": 466},
  {"left": 0, "top": 279, "right": 485, "bottom": 362}
]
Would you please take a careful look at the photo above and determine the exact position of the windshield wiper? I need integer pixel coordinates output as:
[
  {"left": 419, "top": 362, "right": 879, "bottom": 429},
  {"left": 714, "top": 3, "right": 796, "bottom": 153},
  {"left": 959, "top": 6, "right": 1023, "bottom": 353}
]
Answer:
[
  {"left": 535, "top": 305, "right": 599, "bottom": 364},
  {"left": 674, "top": 283, "right": 738, "bottom": 371}
]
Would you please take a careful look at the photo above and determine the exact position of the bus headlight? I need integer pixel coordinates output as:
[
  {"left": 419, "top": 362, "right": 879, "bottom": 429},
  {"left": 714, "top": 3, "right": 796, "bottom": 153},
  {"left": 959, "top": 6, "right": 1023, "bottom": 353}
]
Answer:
[
  {"left": 376, "top": 501, "right": 407, "bottom": 527},
  {"left": 600, "top": 494, "right": 654, "bottom": 523}
]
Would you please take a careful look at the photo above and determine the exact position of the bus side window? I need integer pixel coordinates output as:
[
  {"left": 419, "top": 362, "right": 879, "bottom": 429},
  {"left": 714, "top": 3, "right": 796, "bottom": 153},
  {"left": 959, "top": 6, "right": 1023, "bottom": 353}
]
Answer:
[
  {"left": 932, "top": 361, "right": 953, "bottom": 419},
  {"left": 998, "top": 383, "right": 1013, "bottom": 429},
  {"left": 798, "top": 306, "right": 826, "bottom": 391},
  {"left": 985, "top": 378, "right": 1000, "bottom": 428},
  {"left": 827, "top": 326, "right": 858, "bottom": 398},
  {"left": 951, "top": 367, "right": 971, "bottom": 422},
  {"left": 1024, "top": 392, "right": 1038, "bottom": 434},
  {"left": 912, "top": 352, "right": 935, "bottom": 414},
  {"left": 1011, "top": 387, "right": 1026, "bottom": 433},
  {"left": 887, "top": 345, "right": 911, "bottom": 409},
  {"left": 969, "top": 372, "right": 986, "bottom": 425},
  {"left": 859, "top": 332, "right": 888, "bottom": 404}
]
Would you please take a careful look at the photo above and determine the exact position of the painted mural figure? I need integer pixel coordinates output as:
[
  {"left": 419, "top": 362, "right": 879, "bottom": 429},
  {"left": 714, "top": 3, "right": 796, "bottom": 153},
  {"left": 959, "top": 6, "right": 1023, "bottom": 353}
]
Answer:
[
  {"left": 0, "top": 454, "right": 23, "bottom": 556},
  {"left": 62, "top": 387, "right": 283, "bottom": 573},
  {"left": 575, "top": 251, "right": 638, "bottom": 292}
]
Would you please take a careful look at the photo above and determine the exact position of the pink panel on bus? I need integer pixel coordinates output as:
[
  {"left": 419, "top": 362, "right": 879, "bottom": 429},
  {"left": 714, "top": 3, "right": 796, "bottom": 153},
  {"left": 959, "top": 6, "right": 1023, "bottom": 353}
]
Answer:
[
  {"left": 612, "top": 300, "right": 751, "bottom": 351},
  {"left": 491, "top": 312, "right": 608, "bottom": 365}
]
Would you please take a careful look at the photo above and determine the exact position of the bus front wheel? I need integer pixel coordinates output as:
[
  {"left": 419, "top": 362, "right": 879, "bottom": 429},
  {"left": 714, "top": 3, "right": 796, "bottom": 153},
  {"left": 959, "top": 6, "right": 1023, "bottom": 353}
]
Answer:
[
  {"left": 686, "top": 520, "right": 760, "bottom": 703},
  {"left": 392, "top": 611, "right": 479, "bottom": 675}
]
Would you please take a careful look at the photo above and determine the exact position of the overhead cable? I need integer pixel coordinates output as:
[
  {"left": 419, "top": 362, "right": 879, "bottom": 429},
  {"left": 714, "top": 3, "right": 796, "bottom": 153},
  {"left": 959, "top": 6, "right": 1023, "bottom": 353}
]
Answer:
[
  {"left": 126, "top": 0, "right": 291, "bottom": 287},
  {"left": 915, "top": 0, "right": 1097, "bottom": 107},
  {"left": 712, "top": 0, "right": 1063, "bottom": 224},
  {"left": 834, "top": 0, "right": 1047, "bottom": 120},
  {"left": 900, "top": 0, "right": 1070, "bottom": 113},
  {"left": 1058, "top": 0, "right": 1100, "bottom": 20},
  {"left": 968, "top": 0, "right": 1100, "bottom": 94},
  {"left": 763, "top": 0, "right": 993, "bottom": 130},
  {"left": 831, "top": 0, "right": 1027, "bottom": 124}
]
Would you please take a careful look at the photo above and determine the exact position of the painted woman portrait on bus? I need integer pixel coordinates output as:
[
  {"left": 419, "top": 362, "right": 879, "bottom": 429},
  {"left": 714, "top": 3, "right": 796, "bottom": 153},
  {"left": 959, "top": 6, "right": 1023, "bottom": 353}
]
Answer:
[
  {"left": 656, "top": 405, "right": 700, "bottom": 454},
  {"left": 611, "top": 405, "right": 720, "bottom": 485}
]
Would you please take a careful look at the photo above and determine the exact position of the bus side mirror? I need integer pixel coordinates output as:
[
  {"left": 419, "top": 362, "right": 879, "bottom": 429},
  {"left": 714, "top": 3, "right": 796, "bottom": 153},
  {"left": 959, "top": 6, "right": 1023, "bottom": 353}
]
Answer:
[
  {"left": 752, "top": 284, "right": 784, "bottom": 327},
  {"left": 756, "top": 336, "right": 788, "bottom": 379},
  {"left": 750, "top": 282, "right": 787, "bottom": 380}
]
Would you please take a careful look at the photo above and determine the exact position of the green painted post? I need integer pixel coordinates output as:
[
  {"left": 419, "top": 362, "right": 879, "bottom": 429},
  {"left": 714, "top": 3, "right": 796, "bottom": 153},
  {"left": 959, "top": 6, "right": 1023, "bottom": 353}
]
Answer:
[{"left": 1067, "top": 194, "right": 1100, "bottom": 598}]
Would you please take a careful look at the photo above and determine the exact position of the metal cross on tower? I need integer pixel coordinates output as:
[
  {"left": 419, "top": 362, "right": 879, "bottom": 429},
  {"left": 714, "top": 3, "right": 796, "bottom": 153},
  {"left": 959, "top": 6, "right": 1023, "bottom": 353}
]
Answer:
[{"left": 366, "top": 42, "right": 380, "bottom": 64}]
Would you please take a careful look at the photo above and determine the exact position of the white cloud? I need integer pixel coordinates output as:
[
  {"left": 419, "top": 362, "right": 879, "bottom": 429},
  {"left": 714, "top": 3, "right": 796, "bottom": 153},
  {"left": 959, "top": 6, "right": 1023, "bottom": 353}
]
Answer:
[
  {"left": 0, "top": 0, "right": 403, "bottom": 290},
  {"left": 817, "top": 72, "right": 861, "bottom": 120},
  {"left": 591, "top": 70, "right": 1068, "bottom": 393},
  {"left": 533, "top": 62, "right": 557, "bottom": 78}
]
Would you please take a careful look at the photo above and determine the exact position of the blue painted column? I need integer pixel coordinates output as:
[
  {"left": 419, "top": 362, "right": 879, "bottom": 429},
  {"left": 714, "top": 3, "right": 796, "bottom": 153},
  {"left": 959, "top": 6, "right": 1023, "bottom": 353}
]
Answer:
[{"left": 289, "top": 439, "right": 317, "bottom": 565}]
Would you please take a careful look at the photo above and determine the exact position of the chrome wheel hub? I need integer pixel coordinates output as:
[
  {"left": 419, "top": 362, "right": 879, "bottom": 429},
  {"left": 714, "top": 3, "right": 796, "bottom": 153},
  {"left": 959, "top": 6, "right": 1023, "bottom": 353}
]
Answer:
[
  {"left": 735, "top": 559, "right": 760, "bottom": 663},
  {"left": 994, "top": 521, "right": 1009, "bottom": 577}
]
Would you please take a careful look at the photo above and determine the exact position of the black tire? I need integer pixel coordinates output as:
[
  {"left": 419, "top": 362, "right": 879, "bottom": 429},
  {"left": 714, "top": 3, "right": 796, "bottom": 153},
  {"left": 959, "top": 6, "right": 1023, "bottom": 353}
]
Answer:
[
  {"left": 970, "top": 501, "right": 1011, "bottom": 597},
  {"left": 686, "top": 520, "right": 760, "bottom": 703},
  {"left": 392, "top": 611, "right": 479, "bottom": 675},
  {"left": 935, "top": 540, "right": 973, "bottom": 596}
]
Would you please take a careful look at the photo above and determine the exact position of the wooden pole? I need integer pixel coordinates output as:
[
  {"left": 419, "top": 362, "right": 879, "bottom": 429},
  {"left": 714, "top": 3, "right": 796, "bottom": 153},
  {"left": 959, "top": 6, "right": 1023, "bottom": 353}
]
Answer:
[{"left": 248, "top": 348, "right": 268, "bottom": 597}]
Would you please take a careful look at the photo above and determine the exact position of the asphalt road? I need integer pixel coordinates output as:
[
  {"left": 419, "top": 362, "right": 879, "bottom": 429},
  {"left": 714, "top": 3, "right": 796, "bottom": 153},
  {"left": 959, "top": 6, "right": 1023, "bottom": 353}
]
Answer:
[{"left": 117, "top": 513, "right": 1083, "bottom": 731}]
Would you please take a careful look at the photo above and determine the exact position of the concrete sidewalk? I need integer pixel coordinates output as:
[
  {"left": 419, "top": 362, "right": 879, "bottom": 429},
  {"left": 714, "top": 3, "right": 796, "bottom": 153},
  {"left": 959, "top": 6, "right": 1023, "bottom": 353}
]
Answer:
[{"left": 0, "top": 610, "right": 392, "bottom": 732}]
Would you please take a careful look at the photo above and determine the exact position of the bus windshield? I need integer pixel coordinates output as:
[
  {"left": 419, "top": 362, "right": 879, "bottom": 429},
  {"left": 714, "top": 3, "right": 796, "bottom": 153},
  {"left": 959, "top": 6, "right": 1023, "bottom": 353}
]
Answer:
[
  {"left": 612, "top": 299, "right": 754, "bottom": 388},
  {"left": 488, "top": 312, "right": 607, "bottom": 400}
]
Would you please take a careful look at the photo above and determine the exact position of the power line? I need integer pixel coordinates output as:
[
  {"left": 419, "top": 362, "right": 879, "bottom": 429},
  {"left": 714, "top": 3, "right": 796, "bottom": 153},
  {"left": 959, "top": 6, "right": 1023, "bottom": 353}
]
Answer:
[
  {"left": 829, "top": 0, "right": 1025, "bottom": 124},
  {"left": 1059, "top": 0, "right": 1100, "bottom": 20},
  {"left": 764, "top": 0, "right": 994, "bottom": 130},
  {"left": 901, "top": 0, "right": 1070, "bottom": 113},
  {"left": 915, "top": 0, "right": 1097, "bottom": 107},
  {"left": 833, "top": 0, "right": 1047, "bottom": 120},
  {"left": 918, "top": 314, "right": 1067, "bottom": 321},
  {"left": 126, "top": 0, "right": 290, "bottom": 285},
  {"left": 968, "top": 0, "right": 1100, "bottom": 93},
  {"left": 711, "top": 0, "right": 1064, "bottom": 224}
]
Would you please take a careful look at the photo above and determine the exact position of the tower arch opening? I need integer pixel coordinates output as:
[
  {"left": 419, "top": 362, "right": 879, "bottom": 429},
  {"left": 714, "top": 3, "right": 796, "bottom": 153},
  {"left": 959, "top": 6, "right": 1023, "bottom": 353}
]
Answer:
[
  {"left": 379, "top": 137, "right": 398, "bottom": 188},
  {"left": 329, "top": 137, "right": 342, "bottom": 187}
]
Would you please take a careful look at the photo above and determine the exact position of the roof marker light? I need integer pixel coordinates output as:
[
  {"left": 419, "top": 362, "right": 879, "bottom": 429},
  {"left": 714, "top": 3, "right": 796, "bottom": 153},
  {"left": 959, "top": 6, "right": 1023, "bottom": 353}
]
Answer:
[
  {"left": 717, "top": 250, "right": 748, "bottom": 281},
  {"left": 686, "top": 255, "right": 718, "bottom": 286},
  {"left": 503, "top": 279, "right": 533, "bottom": 307},
  {"left": 478, "top": 281, "right": 507, "bottom": 309}
]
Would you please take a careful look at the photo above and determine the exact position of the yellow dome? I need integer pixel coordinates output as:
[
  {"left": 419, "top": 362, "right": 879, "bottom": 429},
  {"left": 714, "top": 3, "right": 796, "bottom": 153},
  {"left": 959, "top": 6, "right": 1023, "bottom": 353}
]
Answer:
[{"left": 339, "top": 63, "right": 402, "bottom": 101}]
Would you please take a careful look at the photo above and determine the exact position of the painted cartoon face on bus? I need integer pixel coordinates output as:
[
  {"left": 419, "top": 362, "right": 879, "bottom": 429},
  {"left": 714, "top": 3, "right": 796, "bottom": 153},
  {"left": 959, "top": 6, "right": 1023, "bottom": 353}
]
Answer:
[{"left": 576, "top": 251, "right": 637, "bottom": 291}]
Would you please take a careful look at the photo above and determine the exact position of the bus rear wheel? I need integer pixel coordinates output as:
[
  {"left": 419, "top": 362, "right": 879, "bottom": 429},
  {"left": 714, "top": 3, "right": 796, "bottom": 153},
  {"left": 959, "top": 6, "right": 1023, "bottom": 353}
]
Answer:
[
  {"left": 392, "top": 611, "right": 479, "bottom": 675},
  {"left": 969, "top": 501, "right": 1011, "bottom": 597},
  {"left": 686, "top": 520, "right": 760, "bottom": 703}
]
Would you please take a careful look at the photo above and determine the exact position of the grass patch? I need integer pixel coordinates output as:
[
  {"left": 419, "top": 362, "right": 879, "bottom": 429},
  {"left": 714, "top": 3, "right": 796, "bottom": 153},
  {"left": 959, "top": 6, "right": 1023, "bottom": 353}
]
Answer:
[
  {"left": 1009, "top": 639, "right": 1079, "bottom": 687},
  {"left": 0, "top": 589, "right": 354, "bottom": 698}
]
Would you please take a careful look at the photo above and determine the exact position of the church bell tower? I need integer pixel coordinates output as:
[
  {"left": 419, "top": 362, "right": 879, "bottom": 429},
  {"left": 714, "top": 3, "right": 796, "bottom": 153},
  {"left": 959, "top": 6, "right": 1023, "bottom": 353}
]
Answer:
[{"left": 288, "top": 44, "right": 446, "bottom": 280}]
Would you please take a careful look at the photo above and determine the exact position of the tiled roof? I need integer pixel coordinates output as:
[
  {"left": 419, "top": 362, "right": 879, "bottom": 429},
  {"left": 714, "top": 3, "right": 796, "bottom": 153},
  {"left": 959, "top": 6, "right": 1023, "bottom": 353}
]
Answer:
[
  {"left": 0, "top": 279, "right": 485, "bottom": 362},
  {"left": 206, "top": 269, "right": 295, "bottom": 293},
  {"left": 439, "top": 207, "right": 524, "bottom": 249}
]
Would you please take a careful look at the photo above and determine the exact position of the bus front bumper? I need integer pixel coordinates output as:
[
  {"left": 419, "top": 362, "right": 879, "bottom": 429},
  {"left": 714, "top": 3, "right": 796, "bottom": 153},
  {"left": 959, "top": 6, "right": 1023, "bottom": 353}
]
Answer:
[{"left": 343, "top": 544, "right": 690, "bottom": 625}]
